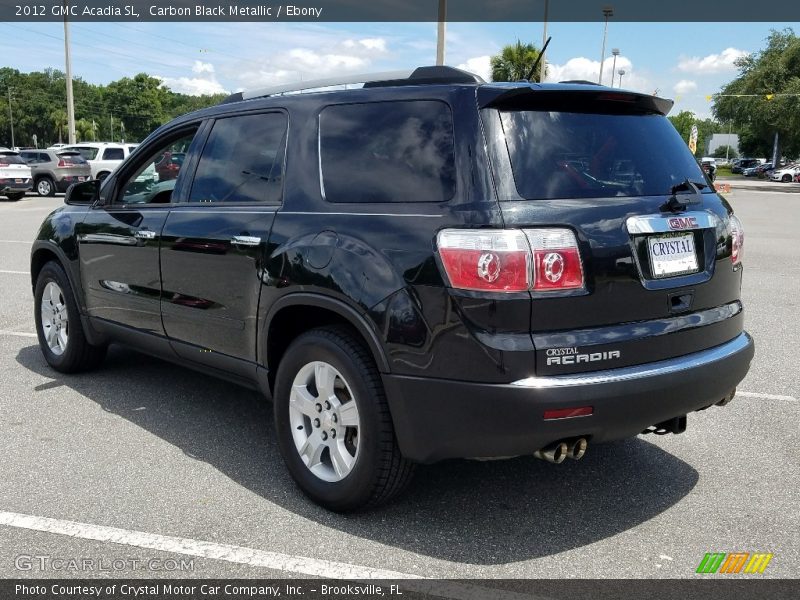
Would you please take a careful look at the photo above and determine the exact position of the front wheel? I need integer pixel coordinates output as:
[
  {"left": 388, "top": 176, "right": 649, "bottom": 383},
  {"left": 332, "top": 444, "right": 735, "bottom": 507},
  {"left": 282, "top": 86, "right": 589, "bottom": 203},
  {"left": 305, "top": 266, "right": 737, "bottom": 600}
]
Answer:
[
  {"left": 34, "top": 261, "right": 106, "bottom": 373},
  {"left": 273, "top": 327, "right": 414, "bottom": 511},
  {"left": 782, "top": 174, "right": 792, "bottom": 183}
]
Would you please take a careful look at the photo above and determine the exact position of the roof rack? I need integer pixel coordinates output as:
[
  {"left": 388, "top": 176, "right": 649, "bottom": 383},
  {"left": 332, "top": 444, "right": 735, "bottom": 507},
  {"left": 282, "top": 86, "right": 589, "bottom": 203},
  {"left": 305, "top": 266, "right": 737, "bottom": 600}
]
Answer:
[{"left": 221, "top": 66, "right": 483, "bottom": 104}]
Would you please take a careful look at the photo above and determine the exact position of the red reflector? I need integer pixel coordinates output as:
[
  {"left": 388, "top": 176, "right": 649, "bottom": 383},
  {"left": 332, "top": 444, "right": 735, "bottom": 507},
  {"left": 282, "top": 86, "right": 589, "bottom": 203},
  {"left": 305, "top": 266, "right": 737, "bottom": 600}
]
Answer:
[{"left": 543, "top": 406, "right": 593, "bottom": 420}]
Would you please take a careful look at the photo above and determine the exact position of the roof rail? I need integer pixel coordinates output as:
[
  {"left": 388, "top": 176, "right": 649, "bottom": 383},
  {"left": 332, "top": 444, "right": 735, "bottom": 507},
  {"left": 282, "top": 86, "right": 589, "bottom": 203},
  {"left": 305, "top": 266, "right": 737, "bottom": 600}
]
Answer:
[{"left": 221, "top": 66, "right": 483, "bottom": 104}]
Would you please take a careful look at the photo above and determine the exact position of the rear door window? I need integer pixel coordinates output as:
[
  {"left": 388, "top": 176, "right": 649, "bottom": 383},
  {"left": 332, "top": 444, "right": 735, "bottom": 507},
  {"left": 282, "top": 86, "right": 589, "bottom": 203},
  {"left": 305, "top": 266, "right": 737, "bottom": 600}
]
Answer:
[
  {"left": 496, "top": 110, "right": 711, "bottom": 200},
  {"left": 102, "top": 148, "right": 125, "bottom": 161},
  {"left": 319, "top": 100, "right": 456, "bottom": 203},
  {"left": 188, "top": 112, "right": 287, "bottom": 204}
]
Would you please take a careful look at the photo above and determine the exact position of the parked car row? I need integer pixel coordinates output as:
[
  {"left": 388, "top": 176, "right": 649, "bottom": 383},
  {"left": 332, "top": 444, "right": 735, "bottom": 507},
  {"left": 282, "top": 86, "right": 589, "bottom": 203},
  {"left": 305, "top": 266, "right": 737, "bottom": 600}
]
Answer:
[{"left": 0, "top": 142, "right": 142, "bottom": 200}]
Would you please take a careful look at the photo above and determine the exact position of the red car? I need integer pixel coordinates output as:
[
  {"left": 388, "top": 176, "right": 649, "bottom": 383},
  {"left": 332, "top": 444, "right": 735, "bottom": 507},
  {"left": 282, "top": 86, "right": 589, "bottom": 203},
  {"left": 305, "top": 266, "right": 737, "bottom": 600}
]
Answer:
[{"left": 154, "top": 151, "right": 185, "bottom": 181}]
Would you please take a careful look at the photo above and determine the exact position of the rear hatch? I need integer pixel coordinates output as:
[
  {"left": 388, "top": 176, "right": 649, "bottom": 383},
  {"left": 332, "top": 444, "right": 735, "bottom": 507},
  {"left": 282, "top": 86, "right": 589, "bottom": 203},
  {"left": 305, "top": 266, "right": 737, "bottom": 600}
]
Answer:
[
  {"left": 478, "top": 86, "right": 744, "bottom": 375},
  {"left": 0, "top": 153, "right": 32, "bottom": 185},
  {"left": 56, "top": 151, "right": 92, "bottom": 178}
]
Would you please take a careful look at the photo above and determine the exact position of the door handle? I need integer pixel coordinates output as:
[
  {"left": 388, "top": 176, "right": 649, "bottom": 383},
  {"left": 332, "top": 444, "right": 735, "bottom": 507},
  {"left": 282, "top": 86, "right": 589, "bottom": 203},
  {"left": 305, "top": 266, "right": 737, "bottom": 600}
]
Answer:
[
  {"left": 231, "top": 235, "right": 261, "bottom": 246},
  {"left": 135, "top": 230, "right": 157, "bottom": 240}
]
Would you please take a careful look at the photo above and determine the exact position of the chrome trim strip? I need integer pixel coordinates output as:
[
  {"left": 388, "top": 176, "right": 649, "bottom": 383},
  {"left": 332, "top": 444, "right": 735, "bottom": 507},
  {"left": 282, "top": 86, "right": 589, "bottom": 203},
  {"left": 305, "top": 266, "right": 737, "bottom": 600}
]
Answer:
[
  {"left": 511, "top": 332, "right": 752, "bottom": 388},
  {"left": 626, "top": 211, "right": 720, "bottom": 234},
  {"left": 279, "top": 212, "right": 442, "bottom": 218}
]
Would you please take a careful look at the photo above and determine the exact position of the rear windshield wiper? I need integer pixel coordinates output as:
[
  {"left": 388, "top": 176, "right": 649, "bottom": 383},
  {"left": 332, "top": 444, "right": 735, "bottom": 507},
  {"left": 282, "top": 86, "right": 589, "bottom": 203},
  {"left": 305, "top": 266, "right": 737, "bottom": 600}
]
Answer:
[{"left": 670, "top": 179, "right": 707, "bottom": 195}]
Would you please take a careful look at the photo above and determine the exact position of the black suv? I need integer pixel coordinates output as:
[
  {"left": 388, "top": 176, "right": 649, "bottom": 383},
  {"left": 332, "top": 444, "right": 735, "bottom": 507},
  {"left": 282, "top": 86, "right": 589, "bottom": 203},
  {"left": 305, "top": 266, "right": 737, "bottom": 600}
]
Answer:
[{"left": 31, "top": 67, "right": 754, "bottom": 510}]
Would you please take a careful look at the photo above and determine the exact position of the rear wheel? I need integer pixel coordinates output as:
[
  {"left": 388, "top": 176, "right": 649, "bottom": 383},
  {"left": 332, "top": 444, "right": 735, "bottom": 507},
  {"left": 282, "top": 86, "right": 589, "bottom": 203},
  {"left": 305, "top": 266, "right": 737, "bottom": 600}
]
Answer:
[
  {"left": 34, "top": 261, "right": 106, "bottom": 373},
  {"left": 97, "top": 171, "right": 110, "bottom": 182},
  {"left": 5, "top": 192, "right": 25, "bottom": 201},
  {"left": 36, "top": 177, "right": 56, "bottom": 197},
  {"left": 273, "top": 326, "right": 414, "bottom": 511}
]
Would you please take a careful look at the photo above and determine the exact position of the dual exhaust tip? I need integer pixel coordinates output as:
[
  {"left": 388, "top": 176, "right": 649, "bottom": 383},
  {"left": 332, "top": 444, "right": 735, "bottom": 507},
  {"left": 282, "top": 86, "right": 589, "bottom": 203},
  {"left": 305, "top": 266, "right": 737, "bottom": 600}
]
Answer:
[{"left": 534, "top": 437, "right": 587, "bottom": 464}]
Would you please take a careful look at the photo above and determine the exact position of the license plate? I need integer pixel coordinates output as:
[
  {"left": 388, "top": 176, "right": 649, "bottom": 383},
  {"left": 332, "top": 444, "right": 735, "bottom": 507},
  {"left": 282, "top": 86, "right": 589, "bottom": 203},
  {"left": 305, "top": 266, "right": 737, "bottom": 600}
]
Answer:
[
  {"left": 77, "top": 176, "right": 86, "bottom": 181},
  {"left": 647, "top": 232, "right": 699, "bottom": 278},
  {"left": 14, "top": 178, "right": 23, "bottom": 183}
]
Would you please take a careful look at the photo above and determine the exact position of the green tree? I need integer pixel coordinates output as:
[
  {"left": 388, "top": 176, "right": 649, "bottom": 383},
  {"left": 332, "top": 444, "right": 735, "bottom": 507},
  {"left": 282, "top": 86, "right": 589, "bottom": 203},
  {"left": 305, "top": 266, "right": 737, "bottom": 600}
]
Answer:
[
  {"left": 713, "top": 28, "right": 800, "bottom": 159},
  {"left": 490, "top": 40, "right": 545, "bottom": 82},
  {"left": 668, "top": 110, "right": 722, "bottom": 156},
  {"left": 712, "top": 145, "right": 738, "bottom": 159},
  {"left": 50, "top": 109, "right": 67, "bottom": 143}
]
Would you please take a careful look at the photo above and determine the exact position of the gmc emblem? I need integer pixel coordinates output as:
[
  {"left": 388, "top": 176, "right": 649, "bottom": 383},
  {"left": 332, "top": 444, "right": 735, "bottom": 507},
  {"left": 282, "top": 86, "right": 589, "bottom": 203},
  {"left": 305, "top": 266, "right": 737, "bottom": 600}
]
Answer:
[{"left": 668, "top": 216, "right": 699, "bottom": 230}]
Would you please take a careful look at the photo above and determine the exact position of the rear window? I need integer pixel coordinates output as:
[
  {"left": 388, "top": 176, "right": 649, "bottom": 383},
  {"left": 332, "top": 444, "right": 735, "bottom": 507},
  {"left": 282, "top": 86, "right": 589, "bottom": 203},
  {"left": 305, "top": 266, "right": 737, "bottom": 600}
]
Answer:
[
  {"left": 319, "top": 100, "right": 456, "bottom": 203},
  {"left": 57, "top": 152, "right": 88, "bottom": 165},
  {"left": 497, "top": 110, "right": 711, "bottom": 200},
  {"left": 0, "top": 154, "right": 26, "bottom": 165},
  {"left": 65, "top": 146, "right": 99, "bottom": 160}
]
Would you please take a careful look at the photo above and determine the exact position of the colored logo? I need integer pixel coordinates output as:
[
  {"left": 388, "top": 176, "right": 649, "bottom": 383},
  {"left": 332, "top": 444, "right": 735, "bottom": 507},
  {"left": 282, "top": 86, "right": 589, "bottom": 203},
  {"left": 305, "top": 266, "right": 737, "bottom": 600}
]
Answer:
[{"left": 696, "top": 552, "right": 773, "bottom": 574}]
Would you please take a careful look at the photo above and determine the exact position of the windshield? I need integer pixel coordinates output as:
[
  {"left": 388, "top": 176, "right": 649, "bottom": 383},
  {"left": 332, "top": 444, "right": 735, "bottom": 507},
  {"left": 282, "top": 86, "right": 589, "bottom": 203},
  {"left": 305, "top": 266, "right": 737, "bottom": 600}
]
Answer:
[{"left": 497, "top": 110, "right": 711, "bottom": 200}]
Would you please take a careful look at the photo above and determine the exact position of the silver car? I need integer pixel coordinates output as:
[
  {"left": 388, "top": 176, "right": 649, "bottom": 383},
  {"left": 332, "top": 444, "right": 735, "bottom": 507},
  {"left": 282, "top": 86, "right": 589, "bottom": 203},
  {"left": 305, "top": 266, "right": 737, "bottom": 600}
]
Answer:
[{"left": 18, "top": 149, "right": 92, "bottom": 196}]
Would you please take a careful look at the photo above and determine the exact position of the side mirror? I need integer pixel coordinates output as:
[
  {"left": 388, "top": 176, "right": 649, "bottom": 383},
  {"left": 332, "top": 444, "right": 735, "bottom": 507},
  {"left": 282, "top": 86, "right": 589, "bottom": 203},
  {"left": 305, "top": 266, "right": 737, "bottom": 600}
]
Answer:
[{"left": 65, "top": 179, "right": 101, "bottom": 206}]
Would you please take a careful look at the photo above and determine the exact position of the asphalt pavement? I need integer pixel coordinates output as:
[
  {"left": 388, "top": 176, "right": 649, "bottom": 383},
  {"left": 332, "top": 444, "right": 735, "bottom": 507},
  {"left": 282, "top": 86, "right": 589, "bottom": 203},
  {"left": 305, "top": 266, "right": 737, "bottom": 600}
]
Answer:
[{"left": 0, "top": 188, "right": 797, "bottom": 582}]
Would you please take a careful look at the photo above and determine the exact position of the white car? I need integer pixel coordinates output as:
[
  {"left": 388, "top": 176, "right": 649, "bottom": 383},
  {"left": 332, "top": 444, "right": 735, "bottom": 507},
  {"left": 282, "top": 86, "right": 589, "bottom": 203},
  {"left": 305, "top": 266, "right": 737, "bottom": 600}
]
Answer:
[
  {"left": 769, "top": 164, "right": 800, "bottom": 183},
  {"left": 61, "top": 142, "right": 138, "bottom": 180},
  {"left": 0, "top": 151, "right": 33, "bottom": 201}
]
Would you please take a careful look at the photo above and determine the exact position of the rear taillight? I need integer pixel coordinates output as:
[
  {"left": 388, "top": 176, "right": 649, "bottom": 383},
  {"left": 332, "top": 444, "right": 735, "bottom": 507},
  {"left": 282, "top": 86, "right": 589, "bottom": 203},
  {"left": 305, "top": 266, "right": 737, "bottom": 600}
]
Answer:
[
  {"left": 57, "top": 159, "right": 68, "bottom": 167},
  {"left": 0, "top": 163, "right": 8, "bottom": 168},
  {"left": 437, "top": 228, "right": 584, "bottom": 293},
  {"left": 437, "top": 230, "right": 531, "bottom": 292},
  {"left": 526, "top": 229, "right": 584, "bottom": 291},
  {"left": 730, "top": 214, "right": 744, "bottom": 266}
]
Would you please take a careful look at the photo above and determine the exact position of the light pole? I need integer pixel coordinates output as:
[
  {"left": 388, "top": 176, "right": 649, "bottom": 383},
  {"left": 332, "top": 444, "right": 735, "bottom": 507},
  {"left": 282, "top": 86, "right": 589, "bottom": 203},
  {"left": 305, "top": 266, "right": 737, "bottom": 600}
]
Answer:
[
  {"left": 63, "top": 0, "right": 76, "bottom": 144},
  {"left": 610, "top": 48, "right": 620, "bottom": 87},
  {"left": 436, "top": 0, "right": 446, "bottom": 66},
  {"left": 6, "top": 87, "right": 14, "bottom": 149},
  {"left": 540, "top": 0, "right": 549, "bottom": 82},
  {"left": 598, "top": 6, "right": 613, "bottom": 85},
  {"left": 618, "top": 69, "right": 626, "bottom": 87}
]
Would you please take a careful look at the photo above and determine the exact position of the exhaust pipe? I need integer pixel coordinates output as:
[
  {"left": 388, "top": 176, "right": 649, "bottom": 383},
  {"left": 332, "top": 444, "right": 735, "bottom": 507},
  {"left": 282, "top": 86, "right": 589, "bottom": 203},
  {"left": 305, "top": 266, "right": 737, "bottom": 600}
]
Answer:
[
  {"left": 567, "top": 437, "right": 588, "bottom": 460},
  {"left": 534, "top": 442, "right": 568, "bottom": 464}
]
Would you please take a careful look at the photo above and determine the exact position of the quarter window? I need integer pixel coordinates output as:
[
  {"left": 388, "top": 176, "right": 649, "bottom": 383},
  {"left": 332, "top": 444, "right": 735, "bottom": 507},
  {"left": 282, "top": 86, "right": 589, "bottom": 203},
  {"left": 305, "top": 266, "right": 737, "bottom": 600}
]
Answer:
[
  {"left": 102, "top": 148, "right": 125, "bottom": 161},
  {"left": 188, "top": 112, "right": 287, "bottom": 204},
  {"left": 319, "top": 100, "right": 456, "bottom": 203}
]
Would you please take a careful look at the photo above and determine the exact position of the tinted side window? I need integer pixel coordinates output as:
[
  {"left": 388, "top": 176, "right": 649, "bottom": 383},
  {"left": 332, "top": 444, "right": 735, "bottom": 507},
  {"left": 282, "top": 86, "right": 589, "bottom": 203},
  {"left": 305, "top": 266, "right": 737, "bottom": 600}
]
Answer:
[
  {"left": 102, "top": 148, "right": 125, "bottom": 160},
  {"left": 189, "top": 112, "right": 287, "bottom": 204},
  {"left": 319, "top": 100, "right": 456, "bottom": 203}
]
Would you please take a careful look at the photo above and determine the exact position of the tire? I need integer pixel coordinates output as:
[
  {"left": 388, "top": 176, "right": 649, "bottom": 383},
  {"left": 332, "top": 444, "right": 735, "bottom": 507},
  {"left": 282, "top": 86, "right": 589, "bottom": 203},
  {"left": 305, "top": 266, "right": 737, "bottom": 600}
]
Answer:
[
  {"left": 5, "top": 192, "right": 25, "bottom": 201},
  {"left": 34, "top": 261, "right": 107, "bottom": 373},
  {"left": 97, "top": 172, "right": 110, "bottom": 182},
  {"left": 273, "top": 326, "right": 414, "bottom": 511},
  {"left": 782, "top": 174, "right": 792, "bottom": 183},
  {"left": 36, "top": 177, "right": 56, "bottom": 197}
]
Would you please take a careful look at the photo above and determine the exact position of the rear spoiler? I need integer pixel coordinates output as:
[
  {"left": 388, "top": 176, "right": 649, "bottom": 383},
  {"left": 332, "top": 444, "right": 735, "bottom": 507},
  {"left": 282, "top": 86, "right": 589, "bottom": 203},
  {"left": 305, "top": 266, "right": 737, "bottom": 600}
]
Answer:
[{"left": 479, "top": 86, "right": 674, "bottom": 116}]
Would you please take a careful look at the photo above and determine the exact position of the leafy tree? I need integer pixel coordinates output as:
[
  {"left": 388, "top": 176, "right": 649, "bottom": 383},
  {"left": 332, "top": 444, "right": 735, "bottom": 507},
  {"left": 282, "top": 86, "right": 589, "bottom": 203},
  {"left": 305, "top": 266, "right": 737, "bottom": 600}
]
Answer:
[
  {"left": 667, "top": 110, "right": 722, "bottom": 156},
  {"left": 50, "top": 109, "right": 67, "bottom": 143},
  {"left": 713, "top": 28, "right": 800, "bottom": 159},
  {"left": 712, "top": 145, "right": 738, "bottom": 159},
  {"left": 490, "top": 40, "right": 545, "bottom": 83}
]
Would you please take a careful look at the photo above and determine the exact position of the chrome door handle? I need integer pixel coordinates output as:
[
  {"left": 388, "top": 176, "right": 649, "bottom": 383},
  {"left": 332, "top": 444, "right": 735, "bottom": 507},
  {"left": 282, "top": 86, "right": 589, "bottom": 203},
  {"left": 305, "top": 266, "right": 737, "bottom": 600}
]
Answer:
[
  {"left": 231, "top": 235, "right": 261, "bottom": 246},
  {"left": 135, "top": 230, "right": 157, "bottom": 240}
]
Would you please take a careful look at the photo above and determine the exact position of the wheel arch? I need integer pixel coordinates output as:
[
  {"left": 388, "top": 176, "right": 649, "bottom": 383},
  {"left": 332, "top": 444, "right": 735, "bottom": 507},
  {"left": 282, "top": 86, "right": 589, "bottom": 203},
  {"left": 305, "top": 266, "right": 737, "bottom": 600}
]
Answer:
[{"left": 262, "top": 293, "right": 390, "bottom": 390}]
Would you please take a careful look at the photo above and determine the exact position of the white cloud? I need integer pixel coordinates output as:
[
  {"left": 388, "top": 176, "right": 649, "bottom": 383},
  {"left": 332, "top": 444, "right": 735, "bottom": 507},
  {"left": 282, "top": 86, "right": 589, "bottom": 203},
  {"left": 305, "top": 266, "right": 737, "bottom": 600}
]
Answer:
[
  {"left": 673, "top": 80, "right": 697, "bottom": 94},
  {"left": 158, "top": 75, "right": 226, "bottom": 96},
  {"left": 457, "top": 56, "right": 492, "bottom": 81},
  {"left": 192, "top": 60, "right": 215, "bottom": 74},
  {"left": 228, "top": 37, "right": 388, "bottom": 90},
  {"left": 545, "top": 56, "right": 652, "bottom": 93},
  {"left": 677, "top": 48, "right": 748, "bottom": 74}
]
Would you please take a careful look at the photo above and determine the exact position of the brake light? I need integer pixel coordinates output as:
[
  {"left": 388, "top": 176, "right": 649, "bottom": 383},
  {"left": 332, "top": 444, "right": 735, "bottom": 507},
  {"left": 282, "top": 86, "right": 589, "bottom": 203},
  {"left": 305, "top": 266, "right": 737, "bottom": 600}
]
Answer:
[
  {"left": 57, "top": 159, "right": 69, "bottom": 167},
  {"left": 526, "top": 229, "right": 584, "bottom": 291},
  {"left": 437, "top": 230, "right": 531, "bottom": 292},
  {"left": 436, "top": 228, "right": 584, "bottom": 293},
  {"left": 730, "top": 214, "right": 744, "bottom": 266},
  {"left": 0, "top": 162, "right": 8, "bottom": 168}
]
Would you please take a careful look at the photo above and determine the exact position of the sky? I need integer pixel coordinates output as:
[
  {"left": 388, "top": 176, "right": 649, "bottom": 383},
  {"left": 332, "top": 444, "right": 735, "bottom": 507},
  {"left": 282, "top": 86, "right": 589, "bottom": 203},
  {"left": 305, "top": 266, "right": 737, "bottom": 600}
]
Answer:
[{"left": 1, "top": 20, "right": 797, "bottom": 118}]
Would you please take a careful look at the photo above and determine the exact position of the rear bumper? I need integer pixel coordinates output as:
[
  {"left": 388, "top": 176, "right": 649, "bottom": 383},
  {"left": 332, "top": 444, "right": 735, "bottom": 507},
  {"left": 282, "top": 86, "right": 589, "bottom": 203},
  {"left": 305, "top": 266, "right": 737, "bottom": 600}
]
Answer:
[
  {"left": 0, "top": 182, "right": 32, "bottom": 194},
  {"left": 384, "top": 332, "right": 754, "bottom": 463}
]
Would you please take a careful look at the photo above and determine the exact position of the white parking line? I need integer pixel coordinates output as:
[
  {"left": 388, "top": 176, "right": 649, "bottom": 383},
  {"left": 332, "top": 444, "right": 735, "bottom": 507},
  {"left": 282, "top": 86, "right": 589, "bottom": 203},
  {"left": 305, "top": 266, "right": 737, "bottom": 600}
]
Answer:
[
  {"left": 0, "top": 330, "right": 37, "bottom": 338},
  {"left": 0, "top": 511, "right": 539, "bottom": 600},
  {"left": 738, "top": 391, "right": 798, "bottom": 402},
  {"left": 0, "top": 270, "right": 29, "bottom": 275}
]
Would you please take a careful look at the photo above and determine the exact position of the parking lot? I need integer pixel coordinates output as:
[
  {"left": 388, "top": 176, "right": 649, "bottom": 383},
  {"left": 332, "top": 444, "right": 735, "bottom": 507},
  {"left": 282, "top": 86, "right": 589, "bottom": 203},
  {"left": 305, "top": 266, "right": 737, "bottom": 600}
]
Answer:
[{"left": 0, "top": 185, "right": 797, "bottom": 581}]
